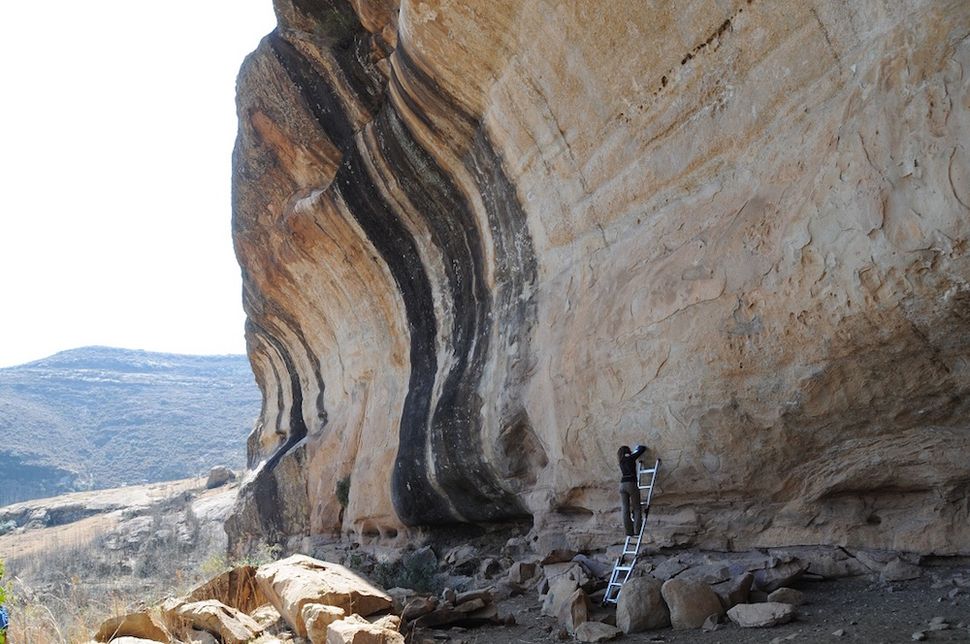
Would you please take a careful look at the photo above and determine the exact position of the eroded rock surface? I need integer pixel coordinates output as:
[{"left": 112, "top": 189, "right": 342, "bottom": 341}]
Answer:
[{"left": 229, "top": 0, "right": 970, "bottom": 554}]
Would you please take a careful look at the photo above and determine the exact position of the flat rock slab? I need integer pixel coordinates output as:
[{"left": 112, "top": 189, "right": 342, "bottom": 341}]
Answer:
[
  {"left": 575, "top": 621, "right": 623, "bottom": 642},
  {"left": 728, "top": 602, "right": 796, "bottom": 628},
  {"left": 94, "top": 611, "right": 172, "bottom": 643},
  {"left": 256, "top": 554, "right": 392, "bottom": 638}
]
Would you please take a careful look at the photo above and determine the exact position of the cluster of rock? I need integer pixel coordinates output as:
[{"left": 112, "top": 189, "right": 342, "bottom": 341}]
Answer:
[{"left": 89, "top": 555, "right": 404, "bottom": 644}]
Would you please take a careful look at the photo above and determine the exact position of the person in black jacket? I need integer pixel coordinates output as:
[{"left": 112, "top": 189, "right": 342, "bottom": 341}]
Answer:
[{"left": 617, "top": 444, "right": 647, "bottom": 536}]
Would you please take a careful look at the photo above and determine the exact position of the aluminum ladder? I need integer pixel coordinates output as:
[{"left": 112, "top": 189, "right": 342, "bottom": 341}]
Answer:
[{"left": 603, "top": 458, "right": 661, "bottom": 605}]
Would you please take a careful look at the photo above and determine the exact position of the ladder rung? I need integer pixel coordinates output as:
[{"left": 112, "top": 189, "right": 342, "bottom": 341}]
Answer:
[{"left": 614, "top": 565, "right": 633, "bottom": 572}]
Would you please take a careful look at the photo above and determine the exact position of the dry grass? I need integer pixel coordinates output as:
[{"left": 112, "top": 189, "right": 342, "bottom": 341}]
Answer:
[{"left": 2, "top": 485, "right": 234, "bottom": 643}]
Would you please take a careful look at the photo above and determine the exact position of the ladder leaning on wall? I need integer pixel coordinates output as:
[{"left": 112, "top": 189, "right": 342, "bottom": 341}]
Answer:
[{"left": 602, "top": 457, "right": 661, "bottom": 605}]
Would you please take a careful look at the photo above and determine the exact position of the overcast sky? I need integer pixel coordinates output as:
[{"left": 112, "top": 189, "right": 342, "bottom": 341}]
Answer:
[{"left": 0, "top": 1, "right": 277, "bottom": 367}]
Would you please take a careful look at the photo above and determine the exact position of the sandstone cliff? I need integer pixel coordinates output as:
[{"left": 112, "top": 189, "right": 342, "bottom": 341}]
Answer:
[{"left": 229, "top": 0, "right": 970, "bottom": 554}]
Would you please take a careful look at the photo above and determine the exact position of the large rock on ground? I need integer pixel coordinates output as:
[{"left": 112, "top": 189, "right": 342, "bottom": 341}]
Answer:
[
  {"left": 303, "top": 604, "right": 347, "bottom": 644},
  {"left": 616, "top": 577, "right": 670, "bottom": 633},
  {"left": 575, "top": 621, "right": 623, "bottom": 642},
  {"left": 661, "top": 578, "right": 724, "bottom": 630},
  {"left": 185, "top": 565, "right": 268, "bottom": 614},
  {"left": 227, "top": 0, "right": 970, "bottom": 556},
  {"left": 558, "top": 588, "right": 590, "bottom": 634},
  {"left": 94, "top": 611, "right": 172, "bottom": 643},
  {"left": 255, "top": 555, "right": 392, "bottom": 637},
  {"left": 326, "top": 614, "right": 405, "bottom": 643},
  {"left": 727, "top": 602, "right": 796, "bottom": 628},
  {"left": 176, "top": 600, "right": 263, "bottom": 644}
]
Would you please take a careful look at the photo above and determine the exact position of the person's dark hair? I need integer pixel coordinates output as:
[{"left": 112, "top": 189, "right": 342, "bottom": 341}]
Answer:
[{"left": 617, "top": 445, "right": 630, "bottom": 463}]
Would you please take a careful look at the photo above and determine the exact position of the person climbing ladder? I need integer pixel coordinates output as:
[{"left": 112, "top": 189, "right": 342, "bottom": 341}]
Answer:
[{"left": 617, "top": 444, "right": 647, "bottom": 536}]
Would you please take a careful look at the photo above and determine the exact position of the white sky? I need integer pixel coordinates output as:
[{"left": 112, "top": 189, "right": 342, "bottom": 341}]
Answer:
[{"left": 0, "top": 1, "right": 278, "bottom": 367}]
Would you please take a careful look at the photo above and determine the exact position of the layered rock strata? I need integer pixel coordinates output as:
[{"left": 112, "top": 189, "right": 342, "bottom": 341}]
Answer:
[{"left": 229, "top": 0, "right": 970, "bottom": 554}]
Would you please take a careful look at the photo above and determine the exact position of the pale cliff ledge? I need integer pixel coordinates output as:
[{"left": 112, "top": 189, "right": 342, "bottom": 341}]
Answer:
[{"left": 228, "top": 0, "right": 970, "bottom": 555}]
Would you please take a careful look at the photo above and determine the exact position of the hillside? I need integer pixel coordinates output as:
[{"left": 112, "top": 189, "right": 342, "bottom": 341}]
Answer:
[{"left": 0, "top": 346, "right": 261, "bottom": 505}]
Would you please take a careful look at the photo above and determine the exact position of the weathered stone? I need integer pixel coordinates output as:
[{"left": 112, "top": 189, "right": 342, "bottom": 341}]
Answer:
[
  {"left": 881, "top": 558, "right": 922, "bottom": 582},
  {"left": 250, "top": 604, "right": 286, "bottom": 632},
  {"left": 94, "top": 611, "right": 172, "bottom": 643},
  {"left": 652, "top": 557, "right": 690, "bottom": 581},
  {"left": 541, "top": 549, "right": 578, "bottom": 565},
  {"left": 712, "top": 572, "right": 754, "bottom": 610},
  {"left": 727, "top": 602, "right": 796, "bottom": 628},
  {"left": 661, "top": 578, "right": 723, "bottom": 630},
  {"left": 508, "top": 561, "right": 538, "bottom": 584},
  {"left": 558, "top": 588, "right": 590, "bottom": 634},
  {"left": 303, "top": 604, "right": 347, "bottom": 644},
  {"left": 767, "top": 587, "right": 805, "bottom": 606},
  {"left": 176, "top": 600, "right": 263, "bottom": 644},
  {"left": 385, "top": 587, "right": 415, "bottom": 613},
  {"left": 574, "top": 621, "right": 623, "bottom": 642},
  {"left": 255, "top": 555, "right": 392, "bottom": 637},
  {"left": 542, "top": 577, "right": 580, "bottom": 617},
  {"left": 326, "top": 613, "right": 405, "bottom": 643},
  {"left": 443, "top": 545, "right": 478, "bottom": 575},
  {"left": 616, "top": 577, "right": 670, "bottom": 633},
  {"left": 401, "top": 596, "right": 437, "bottom": 622},
  {"left": 226, "top": 0, "right": 970, "bottom": 558},
  {"left": 206, "top": 466, "right": 236, "bottom": 489},
  {"left": 187, "top": 629, "right": 218, "bottom": 644},
  {"left": 479, "top": 557, "right": 502, "bottom": 579},
  {"left": 185, "top": 565, "right": 268, "bottom": 614},
  {"left": 677, "top": 564, "right": 732, "bottom": 585},
  {"left": 753, "top": 558, "right": 809, "bottom": 593},
  {"left": 106, "top": 639, "right": 167, "bottom": 644}
]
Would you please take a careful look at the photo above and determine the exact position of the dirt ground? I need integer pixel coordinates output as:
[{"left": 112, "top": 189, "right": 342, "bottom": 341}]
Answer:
[{"left": 417, "top": 564, "right": 970, "bottom": 644}]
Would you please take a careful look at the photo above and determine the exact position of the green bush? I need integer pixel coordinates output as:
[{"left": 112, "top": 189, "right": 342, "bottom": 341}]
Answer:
[{"left": 336, "top": 476, "right": 351, "bottom": 509}]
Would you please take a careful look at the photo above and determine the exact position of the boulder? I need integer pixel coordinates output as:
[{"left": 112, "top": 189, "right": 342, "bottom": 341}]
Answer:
[
  {"left": 727, "top": 602, "right": 796, "bottom": 628},
  {"left": 479, "top": 557, "right": 502, "bottom": 579},
  {"left": 443, "top": 545, "right": 478, "bottom": 575},
  {"left": 574, "top": 621, "right": 623, "bottom": 642},
  {"left": 542, "top": 577, "right": 580, "bottom": 617},
  {"left": 616, "top": 577, "right": 670, "bottom": 633},
  {"left": 881, "top": 558, "right": 922, "bottom": 582},
  {"left": 558, "top": 588, "right": 590, "bottom": 634},
  {"left": 187, "top": 630, "right": 218, "bottom": 644},
  {"left": 652, "top": 557, "right": 689, "bottom": 581},
  {"left": 767, "top": 588, "right": 805, "bottom": 606},
  {"left": 752, "top": 558, "right": 809, "bottom": 593},
  {"left": 303, "top": 604, "right": 347, "bottom": 644},
  {"left": 206, "top": 465, "right": 236, "bottom": 489},
  {"left": 712, "top": 572, "right": 754, "bottom": 610},
  {"left": 255, "top": 555, "right": 392, "bottom": 637},
  {"left": 326, "top": 614, "right": 405, "bottom": 643},
  {"left": 508, "top": 561, "right": 538, "bottom": 584},
  {"left": 185, "top": 565, "right": 267, "bottom": 614},
  {"left": 250, "top": 604, "right": 286, "bottom": 632},
  {"left": 661, "top": 578, "right": 723, "bottom": 630},
  {"left": 106, "top": 639, "right": 167, "bottom": 644},
  {"left": 94, "top": 611, "right": 172, "bottom": 643},
  {"left": 677, "top": 564, "right": 732, "bottom": 585},
  {"left": 176, "top": 600, "right": 263, "bottom": 644},
  {"left": 541, "top": 549, "right": 578, "bottom": 565},
  {"left": 401, "top": 596, "right": 437, "bottom": 622}
]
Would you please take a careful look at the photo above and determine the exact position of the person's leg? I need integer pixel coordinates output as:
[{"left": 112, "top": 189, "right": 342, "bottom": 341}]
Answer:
[
  {"left": 630, "top": 484, "right": 643, "bottom": 534},
  {"left": 619, "top": 484, "right": 634, "bottom": 536}
]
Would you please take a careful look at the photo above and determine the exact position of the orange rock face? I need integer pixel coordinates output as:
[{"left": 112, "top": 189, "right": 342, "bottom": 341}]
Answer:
[{"left": 229, "top": 0, "right": 970, "bottom": 554}]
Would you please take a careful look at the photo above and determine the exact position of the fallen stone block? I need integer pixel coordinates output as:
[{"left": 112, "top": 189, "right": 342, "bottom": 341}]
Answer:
[
  {"left": 616, "top": 577, "right": 669, "bottom": 633},
  {"left": 661, "top": 578, "right": 723, "bottom": 630},
  {"left": 727, "top": 602, "right": 796, "bottom": 628},
  {"left": 94, "top": 611, "right": 172, "bottom": 643},
  {"left": 255, "top": 555, "right": 392, "bottom": 638},
  {"left": 574, "top": 621, "right": 622, "bottom": 642},
  {"left": 176, "top": 599, "right": 263, "bottom": 644}
]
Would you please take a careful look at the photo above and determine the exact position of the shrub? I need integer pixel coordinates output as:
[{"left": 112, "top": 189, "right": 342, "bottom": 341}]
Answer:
[{"left": 336, "top": 476, "right": 351, "bottom": 509}]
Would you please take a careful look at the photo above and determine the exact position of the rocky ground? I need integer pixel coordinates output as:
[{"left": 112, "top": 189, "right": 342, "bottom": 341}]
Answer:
[
  {"left": 0, "top": 469, "right": 241, "bottom": 642},
  {"left": 3, "top": 482, "right": 970, "bottom": 643}
]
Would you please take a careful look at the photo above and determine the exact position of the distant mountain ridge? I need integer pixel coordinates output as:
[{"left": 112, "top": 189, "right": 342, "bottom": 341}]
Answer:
[{"left": 0, "top": 346, "right": 261, "bottom": 506}]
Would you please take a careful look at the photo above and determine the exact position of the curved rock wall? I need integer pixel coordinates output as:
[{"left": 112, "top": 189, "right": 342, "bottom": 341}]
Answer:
[{"left": 229, "top": 0, "right": 970, "bottom": 554}]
